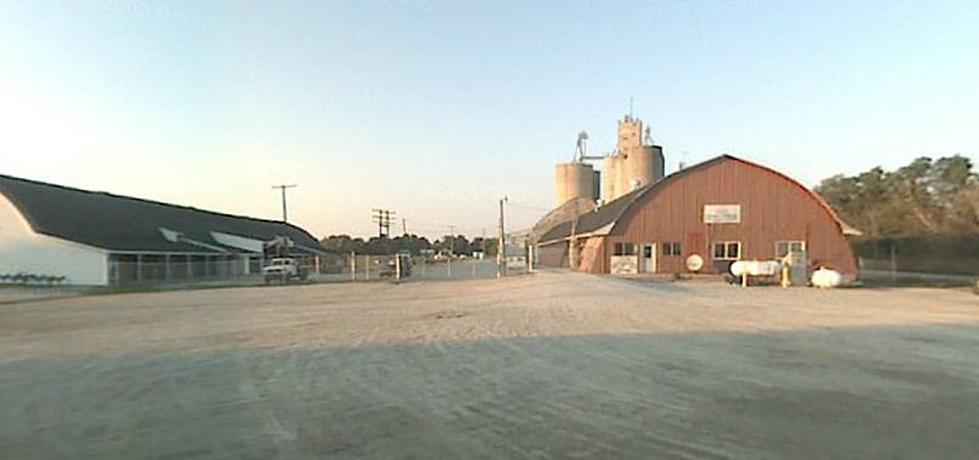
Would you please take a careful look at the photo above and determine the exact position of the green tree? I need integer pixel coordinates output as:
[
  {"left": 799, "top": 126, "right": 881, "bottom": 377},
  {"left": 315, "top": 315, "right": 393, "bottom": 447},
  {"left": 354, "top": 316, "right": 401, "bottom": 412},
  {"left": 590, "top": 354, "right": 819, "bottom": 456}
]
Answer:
[{"left": 815, "top": 155, "right": 979, "bottom": 238}]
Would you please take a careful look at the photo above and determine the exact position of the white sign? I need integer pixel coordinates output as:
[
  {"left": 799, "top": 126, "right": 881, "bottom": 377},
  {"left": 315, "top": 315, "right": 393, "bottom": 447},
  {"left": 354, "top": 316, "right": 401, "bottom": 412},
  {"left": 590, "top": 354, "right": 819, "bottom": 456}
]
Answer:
[{"left": 704, "top": 204, "right": 741, "bottom": 224}]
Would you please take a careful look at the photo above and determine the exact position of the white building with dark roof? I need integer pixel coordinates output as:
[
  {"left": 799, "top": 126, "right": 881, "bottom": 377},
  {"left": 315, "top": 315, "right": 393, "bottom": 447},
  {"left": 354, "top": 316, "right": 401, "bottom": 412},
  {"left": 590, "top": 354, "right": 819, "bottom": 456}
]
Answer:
[{"left": 0, "top": 174, "right": 324, "bottom": 286}]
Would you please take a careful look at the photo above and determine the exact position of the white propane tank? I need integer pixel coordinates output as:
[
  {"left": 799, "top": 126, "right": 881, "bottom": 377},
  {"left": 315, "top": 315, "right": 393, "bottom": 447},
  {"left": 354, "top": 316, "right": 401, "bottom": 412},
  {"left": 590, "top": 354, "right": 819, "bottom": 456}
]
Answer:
[
  {"left": 730, "top": 260, "right": 781, "bottom": 277},
  {"left": 811, "top": 267, "right": 842, "bottom": 288},
  {"left": 686, "top": 254, "right": 704, "bottom": 272}
]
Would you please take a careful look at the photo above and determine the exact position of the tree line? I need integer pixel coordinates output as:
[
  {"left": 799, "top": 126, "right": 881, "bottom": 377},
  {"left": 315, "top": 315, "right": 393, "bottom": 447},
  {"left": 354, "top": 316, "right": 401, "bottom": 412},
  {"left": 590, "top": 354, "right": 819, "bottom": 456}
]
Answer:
[
  {"left": 815, "top": 155, "right": 979, "bottom": 238},
  {"left": 320, "top": 234, "right": 499, "bottom": 256}
]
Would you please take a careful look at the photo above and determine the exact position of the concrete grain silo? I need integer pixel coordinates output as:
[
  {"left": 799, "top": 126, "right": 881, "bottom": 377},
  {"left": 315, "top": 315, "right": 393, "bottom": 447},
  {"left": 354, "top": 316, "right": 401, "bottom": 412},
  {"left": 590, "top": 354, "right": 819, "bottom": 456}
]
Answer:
[
  {"left": 602, "top": 156, "right": 619, "bottom": 202},
  {"left": 554, "top": 162, "right": 597, "bottom": 207}
]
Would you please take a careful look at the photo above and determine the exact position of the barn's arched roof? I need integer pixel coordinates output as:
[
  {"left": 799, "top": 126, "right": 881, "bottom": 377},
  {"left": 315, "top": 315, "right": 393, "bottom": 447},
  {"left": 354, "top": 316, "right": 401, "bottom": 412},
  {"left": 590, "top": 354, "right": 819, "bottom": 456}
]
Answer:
[{"left": 538, "top": 155, "right": 859, "bottom": 244}]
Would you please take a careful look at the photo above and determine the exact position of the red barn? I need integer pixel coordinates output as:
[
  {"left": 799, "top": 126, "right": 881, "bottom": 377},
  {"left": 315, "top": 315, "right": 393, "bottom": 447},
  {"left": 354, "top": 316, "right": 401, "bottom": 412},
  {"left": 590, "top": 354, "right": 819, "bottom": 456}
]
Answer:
[{"left": 536, "top": 155, "right": 859, "bottom": 279}]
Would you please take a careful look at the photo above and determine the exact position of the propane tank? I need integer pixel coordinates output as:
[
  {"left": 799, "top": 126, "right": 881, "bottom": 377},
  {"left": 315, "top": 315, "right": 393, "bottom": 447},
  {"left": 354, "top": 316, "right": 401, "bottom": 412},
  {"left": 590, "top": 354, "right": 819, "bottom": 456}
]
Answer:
[{"left": 811, "top": 267, "right": 843, "bottom": 288}]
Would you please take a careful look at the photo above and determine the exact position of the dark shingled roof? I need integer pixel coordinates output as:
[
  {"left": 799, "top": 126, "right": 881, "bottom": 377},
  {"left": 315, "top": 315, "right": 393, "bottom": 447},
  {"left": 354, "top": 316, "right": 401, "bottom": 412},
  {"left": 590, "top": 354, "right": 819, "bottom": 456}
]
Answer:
[
  {"left": 0, "top": 174, "right": 324, "bottom": 254},
  {"left": 538, "top": 186, "right": 646, "bottom": 243}
]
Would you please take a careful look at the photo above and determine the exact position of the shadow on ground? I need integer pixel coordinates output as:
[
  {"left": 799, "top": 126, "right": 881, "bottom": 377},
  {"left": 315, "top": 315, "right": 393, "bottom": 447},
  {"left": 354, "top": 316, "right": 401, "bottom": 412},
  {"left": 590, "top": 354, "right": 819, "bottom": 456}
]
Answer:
[{"left": 3, "top": 323, "right": 979, "bottom": 459}]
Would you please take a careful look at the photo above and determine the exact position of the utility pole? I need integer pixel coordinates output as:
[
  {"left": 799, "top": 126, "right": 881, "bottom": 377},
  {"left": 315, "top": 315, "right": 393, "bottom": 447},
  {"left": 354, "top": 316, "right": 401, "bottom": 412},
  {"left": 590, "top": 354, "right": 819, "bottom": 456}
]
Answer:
[
  {"left": 498, "top": 197, "right": 507, "bottom": 278},
  {"left": 271, "top": 184, "right": 297, "bottom": 223},
  {"left": 569, "top": 201, "right": 579, "bottom": 270},
  {"left": 402, "top": 218, "right": 407, "bottom": 236},
  {"left": 371, "top": 209, "right": 396, "bottom": 238},
  {"left": 271, "top": 184, "right": 298, "bottom": 257},
  {"left": 448, "top": 225, "right": 456, "bottom": 257}
]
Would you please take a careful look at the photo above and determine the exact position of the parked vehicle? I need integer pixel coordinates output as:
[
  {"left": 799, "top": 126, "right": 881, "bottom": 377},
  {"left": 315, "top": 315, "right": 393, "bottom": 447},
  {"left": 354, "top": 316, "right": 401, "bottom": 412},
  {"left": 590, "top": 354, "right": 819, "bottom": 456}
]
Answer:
[{"left": 262, "top": 258, "right": 308, "bottom": 284}]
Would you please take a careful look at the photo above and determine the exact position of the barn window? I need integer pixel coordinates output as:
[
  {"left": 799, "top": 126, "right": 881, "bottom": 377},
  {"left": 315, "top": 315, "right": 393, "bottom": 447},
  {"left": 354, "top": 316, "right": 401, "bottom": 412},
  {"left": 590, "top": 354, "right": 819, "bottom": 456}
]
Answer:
[
  {"left": 775, "top": 240, "right": 806, "bottom": 258},
  {"left": 712, "top": 241, "right": 741, "bottom": 260},
  {"left": 613, "top": 243, "right": 636, "bottom": 256},
  {"left": 662, "top": 242, "right": 682, "bottom": 256}
]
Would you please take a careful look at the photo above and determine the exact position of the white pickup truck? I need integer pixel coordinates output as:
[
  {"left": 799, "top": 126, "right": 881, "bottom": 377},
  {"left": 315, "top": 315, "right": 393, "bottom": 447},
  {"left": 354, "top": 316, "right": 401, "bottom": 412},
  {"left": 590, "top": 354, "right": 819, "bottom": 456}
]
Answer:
[{"left": 262, "top": 258, "right": 308, "bottom": 284}]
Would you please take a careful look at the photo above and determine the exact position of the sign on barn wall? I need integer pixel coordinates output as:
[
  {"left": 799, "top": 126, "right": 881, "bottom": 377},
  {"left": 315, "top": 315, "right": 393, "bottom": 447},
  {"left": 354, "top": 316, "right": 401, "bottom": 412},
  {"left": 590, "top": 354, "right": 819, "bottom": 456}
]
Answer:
[{"left": 703, "top": 204, "right": 741, "bottom": 224}]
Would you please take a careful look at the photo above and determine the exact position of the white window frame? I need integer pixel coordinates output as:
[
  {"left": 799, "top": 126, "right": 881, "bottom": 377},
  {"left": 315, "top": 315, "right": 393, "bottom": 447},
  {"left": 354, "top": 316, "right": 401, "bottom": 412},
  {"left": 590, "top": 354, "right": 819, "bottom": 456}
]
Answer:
[
  {"left": 775, "top": 240, "right": 806, "bottom": 258},
  {"left": 712, "top": 241, "right": 742, "bottom": 260}
]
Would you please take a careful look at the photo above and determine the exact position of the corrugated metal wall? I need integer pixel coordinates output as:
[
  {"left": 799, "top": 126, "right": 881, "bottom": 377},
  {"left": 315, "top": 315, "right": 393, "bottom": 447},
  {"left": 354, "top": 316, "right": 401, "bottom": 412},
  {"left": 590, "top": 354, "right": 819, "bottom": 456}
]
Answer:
[
  {"left": 537, "top": 241, "right": 569, "bottom": 268},
  {"left": 603, "top": 158, "right": 858, "bottom": 276}
]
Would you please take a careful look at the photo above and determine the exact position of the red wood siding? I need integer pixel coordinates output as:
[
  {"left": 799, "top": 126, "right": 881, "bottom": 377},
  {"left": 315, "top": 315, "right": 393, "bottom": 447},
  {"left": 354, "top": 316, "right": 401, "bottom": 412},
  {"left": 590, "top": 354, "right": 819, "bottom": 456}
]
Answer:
[
  {"left": 578, "top": 236, "right": 606, "bottom": 274},
  {"left": 604, "top": 158, "right": 858, "bottom": 276}
]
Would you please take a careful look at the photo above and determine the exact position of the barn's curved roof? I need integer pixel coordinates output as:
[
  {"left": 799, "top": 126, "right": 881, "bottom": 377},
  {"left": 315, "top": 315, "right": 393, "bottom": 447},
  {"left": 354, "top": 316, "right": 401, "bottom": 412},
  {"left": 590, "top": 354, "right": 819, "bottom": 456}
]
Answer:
[
  {"left": 538, "top": 155, "right": 859, "bottom": 244},
  {"left": 0, "top": 174, "right": 325, "bottom": 254}
]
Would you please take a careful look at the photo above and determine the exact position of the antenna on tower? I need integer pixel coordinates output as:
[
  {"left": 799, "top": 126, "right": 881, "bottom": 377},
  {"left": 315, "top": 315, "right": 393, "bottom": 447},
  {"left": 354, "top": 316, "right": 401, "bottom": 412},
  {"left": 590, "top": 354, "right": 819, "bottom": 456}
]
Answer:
[{"left": 628, "top": 96, "right": 634, "bottom": 118}]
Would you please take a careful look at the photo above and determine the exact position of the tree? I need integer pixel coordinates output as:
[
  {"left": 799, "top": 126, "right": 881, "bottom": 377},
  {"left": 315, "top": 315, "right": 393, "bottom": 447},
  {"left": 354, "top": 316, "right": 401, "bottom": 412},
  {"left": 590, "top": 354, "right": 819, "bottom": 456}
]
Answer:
[
  {"left": 815, "top": 155, "right": 979, "bottom": 238},
  {"left": 320, "top": 234, "right": 433, "bottom": 255},
  {"left": 320, "top": 235, "right": 365, "bottom": 253}
]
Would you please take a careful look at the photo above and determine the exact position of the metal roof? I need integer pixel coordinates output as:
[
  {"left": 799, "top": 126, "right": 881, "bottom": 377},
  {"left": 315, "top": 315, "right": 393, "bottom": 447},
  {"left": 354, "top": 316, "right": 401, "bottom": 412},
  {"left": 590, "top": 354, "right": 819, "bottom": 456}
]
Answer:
[
  {"left": 538, "top": 155, "right": 860, "bottom": 243},
  {"left": 0, "top": 174, "right": 324, "bottom": 254}
]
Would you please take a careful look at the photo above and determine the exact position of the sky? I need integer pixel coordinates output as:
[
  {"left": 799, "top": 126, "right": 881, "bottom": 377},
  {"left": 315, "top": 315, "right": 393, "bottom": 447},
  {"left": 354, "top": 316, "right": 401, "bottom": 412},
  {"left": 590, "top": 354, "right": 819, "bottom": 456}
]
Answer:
[{"left": 2, "top": 0, "right": 978, "bottom": 240}]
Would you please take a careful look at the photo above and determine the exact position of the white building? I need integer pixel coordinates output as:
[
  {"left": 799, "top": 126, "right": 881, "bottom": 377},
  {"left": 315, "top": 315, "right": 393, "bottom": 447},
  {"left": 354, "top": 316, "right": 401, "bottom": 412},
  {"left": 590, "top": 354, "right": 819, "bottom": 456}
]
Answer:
[{"left": 0, "top": 174, "right": 324, "bottom": 286}]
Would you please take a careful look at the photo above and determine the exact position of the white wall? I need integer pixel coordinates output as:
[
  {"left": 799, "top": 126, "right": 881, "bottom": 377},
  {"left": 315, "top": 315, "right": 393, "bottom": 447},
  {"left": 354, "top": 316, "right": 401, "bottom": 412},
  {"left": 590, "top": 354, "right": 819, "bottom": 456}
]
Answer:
[{"left": 0, "top": 192, "right": 108, "bottom": 285}]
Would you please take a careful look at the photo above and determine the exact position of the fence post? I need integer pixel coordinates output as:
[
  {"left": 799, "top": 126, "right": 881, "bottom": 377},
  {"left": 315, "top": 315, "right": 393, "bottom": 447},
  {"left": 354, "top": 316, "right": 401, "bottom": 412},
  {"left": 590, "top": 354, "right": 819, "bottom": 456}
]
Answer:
[
  {"left": 350, "top": 252, "right": 356, "bottom": 281},
  {"left": 366, "top": 255, "right": 371, "bottom": 281},
  {"left": 890, "top": 243, "right": 897, "bottom": 283},
  {"left": 447, "top": 256, "right": 452, "bottom": 279}
]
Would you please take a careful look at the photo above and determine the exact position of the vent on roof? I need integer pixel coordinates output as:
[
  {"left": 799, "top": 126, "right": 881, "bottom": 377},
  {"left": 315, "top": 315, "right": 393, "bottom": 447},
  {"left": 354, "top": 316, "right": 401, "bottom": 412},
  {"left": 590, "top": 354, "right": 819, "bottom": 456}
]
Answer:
[{"left": 159, "top": 227, "right": 181, "bottom": 242}]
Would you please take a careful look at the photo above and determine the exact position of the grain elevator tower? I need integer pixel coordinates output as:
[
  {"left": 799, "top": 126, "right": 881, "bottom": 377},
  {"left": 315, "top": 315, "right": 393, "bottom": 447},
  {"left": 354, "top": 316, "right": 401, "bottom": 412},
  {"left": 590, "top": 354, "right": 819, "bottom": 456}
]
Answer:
[{"left": 602, "top": 115, "right": 664, "bottom": 201}]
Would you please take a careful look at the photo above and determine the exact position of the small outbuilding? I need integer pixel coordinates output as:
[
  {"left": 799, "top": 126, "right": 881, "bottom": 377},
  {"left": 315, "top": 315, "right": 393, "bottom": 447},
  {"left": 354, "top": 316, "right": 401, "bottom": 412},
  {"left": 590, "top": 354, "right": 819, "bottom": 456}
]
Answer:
[{"left": 536, "top": 155, "right": 860, "bottom": 280}]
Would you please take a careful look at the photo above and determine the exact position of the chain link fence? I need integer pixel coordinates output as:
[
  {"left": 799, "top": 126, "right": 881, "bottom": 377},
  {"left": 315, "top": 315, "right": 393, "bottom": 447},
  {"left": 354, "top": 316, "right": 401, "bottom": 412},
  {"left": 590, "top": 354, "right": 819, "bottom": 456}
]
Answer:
[
  {"left": 855, "top": 236, "right": 979, "bottom": 286},
  {"left": 316, "top": 254, "right": 527, "bottom": 283},
  {"left": 94, "top": 253, "right": 530, "bottom": 288}
]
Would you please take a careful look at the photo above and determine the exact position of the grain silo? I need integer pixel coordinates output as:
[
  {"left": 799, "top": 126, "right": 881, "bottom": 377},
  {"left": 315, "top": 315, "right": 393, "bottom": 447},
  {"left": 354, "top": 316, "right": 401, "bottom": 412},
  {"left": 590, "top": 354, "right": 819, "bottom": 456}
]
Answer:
[
  {"left": 602, "top": 155, "right": 619, "bottom": 201},
  {"left": 554, "top": 162, "right": 596, "bottom": 207},
  {"left": 554, "top": 131, "right": 604, "bottom": 207}
]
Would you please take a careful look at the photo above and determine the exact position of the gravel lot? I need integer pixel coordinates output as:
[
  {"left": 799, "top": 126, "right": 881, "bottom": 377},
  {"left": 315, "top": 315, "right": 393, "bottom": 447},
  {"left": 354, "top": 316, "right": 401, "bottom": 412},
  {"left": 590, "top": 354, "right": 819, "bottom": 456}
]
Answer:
[{"left": 2, "top": 272, "right": 978, "bottom": 459}]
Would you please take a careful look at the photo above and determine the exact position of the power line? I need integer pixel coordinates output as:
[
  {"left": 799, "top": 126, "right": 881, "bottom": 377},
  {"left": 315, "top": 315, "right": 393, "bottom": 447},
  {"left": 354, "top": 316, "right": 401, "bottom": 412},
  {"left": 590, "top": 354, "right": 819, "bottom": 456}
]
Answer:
[{"left": 506, "top": 200, "right": 551, "bottom": 212}]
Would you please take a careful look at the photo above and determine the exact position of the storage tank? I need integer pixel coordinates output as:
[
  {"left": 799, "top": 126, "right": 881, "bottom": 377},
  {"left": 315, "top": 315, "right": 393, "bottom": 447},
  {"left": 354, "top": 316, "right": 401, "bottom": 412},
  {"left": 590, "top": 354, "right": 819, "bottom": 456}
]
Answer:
[
  {"left": 602, "top": 156, "right": 619, "bottom": 201},
  {"left": 618, "top": 144, "right": 665, "bottom": 192},
  {"left": 592, "top": 170, "right": 602, "bottom": 203},
  {"left": 650, "top": 144, "right": 665, "bottom": 181},
  {"left": 555, "top": 163, "right": 596, "bottom": 207}
]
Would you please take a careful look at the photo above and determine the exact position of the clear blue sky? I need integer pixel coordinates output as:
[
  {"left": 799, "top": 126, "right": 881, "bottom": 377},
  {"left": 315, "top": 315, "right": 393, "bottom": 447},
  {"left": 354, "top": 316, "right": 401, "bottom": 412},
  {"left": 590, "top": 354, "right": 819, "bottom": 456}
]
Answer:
[{"left": 2, "top": 0, "right": 977, "bottom": 239}]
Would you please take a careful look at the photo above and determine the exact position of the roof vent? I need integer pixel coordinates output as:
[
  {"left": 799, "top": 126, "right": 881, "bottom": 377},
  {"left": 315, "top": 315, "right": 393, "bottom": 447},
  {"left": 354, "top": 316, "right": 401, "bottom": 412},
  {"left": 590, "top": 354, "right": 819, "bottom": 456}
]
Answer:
[{"left": 159, "top": 227, "right": 181, "bottom": 243}]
